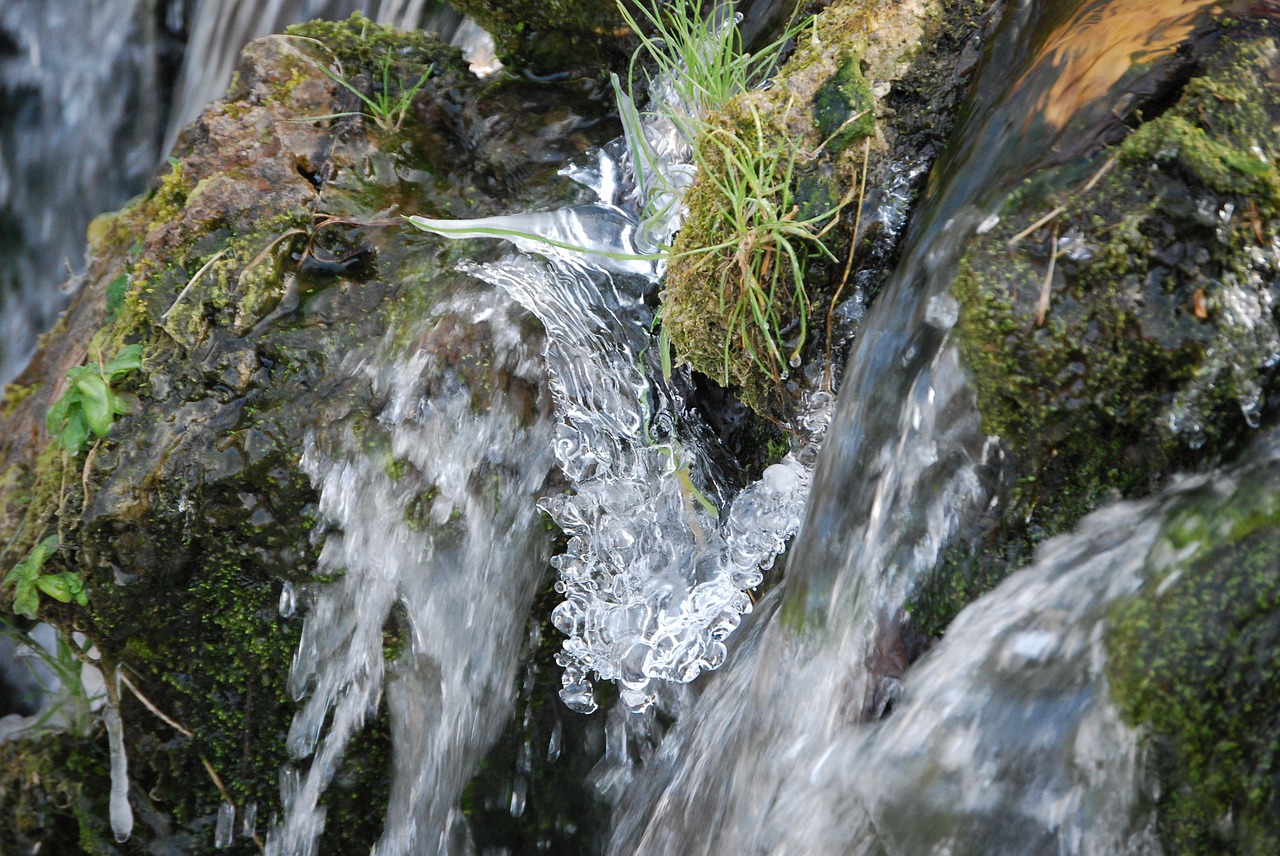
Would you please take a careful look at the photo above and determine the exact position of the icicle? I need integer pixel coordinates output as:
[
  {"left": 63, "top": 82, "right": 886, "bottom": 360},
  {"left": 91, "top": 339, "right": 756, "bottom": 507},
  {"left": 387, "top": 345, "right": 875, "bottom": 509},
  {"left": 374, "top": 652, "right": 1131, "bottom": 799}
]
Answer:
[
  {"left": 215, "top": 801, "right": 236, "bottom": 849},
  {"left": 103, "top": 697, "right": 133, "bottom": 843}
]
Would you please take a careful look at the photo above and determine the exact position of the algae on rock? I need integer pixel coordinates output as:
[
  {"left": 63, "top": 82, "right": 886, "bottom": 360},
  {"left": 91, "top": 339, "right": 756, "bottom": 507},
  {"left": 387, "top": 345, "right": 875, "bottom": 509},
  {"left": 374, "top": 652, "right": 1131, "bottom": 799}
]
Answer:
[
  {"left": 1107, "top": 454, "right": 1280, "bottom": 854},
  {"left": 912, "top": 21, "right": 1280, "bottom": 639}
]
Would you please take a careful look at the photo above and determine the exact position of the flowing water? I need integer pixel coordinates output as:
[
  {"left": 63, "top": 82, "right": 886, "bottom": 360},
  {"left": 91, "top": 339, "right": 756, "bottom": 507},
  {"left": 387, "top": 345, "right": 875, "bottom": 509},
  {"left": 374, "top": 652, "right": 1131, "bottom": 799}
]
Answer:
[
  {"left": 0, "top": 0, "right": 177, "bottom": 385},
  {"left": 6, "top": 0, "right": 1271, "bottom": 852},
  {"left": 268, "top": 283, "right": 559, "bottom": 856},
  {"left": 603, "top": 1, "right": 1236, "bottom": 853}
]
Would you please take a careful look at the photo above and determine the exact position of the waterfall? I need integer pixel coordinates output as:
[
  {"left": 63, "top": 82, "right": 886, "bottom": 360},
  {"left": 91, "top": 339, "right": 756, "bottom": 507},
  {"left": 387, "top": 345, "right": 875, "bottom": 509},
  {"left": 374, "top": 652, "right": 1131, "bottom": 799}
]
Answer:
[
  {"left": 269, "top": 283, "right": 558, "bottom": 855},
  {"left": 606, "top": 0, "right": 1233, "bottom": 850},
  {"left": 0, "top": 0, "right": 173, "bottom": 384},
  {"left": 274, "top": 24, "right": 834, "bottom": 838},
  {"left": 5, "top": 0, "right": 1275, "bottom": 852}
]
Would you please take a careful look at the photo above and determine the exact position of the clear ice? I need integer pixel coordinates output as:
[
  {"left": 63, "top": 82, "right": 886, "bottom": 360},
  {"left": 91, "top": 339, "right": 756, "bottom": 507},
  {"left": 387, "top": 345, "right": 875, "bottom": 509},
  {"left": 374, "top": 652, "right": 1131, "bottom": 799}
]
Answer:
[{"left": 413, "top": 65, "right": 834, "bottom": 712}]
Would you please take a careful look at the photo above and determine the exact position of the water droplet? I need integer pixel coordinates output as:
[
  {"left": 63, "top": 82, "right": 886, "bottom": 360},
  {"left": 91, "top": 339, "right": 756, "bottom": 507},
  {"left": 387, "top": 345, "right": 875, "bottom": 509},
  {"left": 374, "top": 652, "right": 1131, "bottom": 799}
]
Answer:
[
  {"left": 509, "top": 777, "right": 528, "bottom": 818},
  {"left": 278, "top": 582, "right": 296, "bottom": 618},
  {"left": 239, "top": 801, "right": 258, "bottom": 838},
  {"left": 547, "top": 719, "right": 563, "bottom": 763}
]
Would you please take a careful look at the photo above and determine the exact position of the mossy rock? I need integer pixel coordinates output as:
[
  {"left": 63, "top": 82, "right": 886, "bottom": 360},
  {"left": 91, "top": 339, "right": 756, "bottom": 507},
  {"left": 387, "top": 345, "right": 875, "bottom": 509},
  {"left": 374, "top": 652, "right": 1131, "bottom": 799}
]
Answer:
[
  {"left": 661, "top": 0, "right": 991, "bottom": 421},
  {"left": 0, "top": 16, "right": 612, "bottom": 852},
  {"left": 914, "top": 23, "right": 1280, "bottom": 638},
  {"left": 446, "top": 0, "right": 632, "bottom": 76},
  {"left": 1106, "top": 461, "right": 1280, "bottom": 853}
]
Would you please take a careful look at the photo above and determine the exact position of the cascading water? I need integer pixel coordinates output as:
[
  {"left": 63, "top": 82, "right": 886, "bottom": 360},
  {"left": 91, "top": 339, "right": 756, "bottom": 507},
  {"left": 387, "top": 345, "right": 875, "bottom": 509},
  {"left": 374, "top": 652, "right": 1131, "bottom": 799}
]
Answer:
[
  {"left": 274, "top": 14, "right": 835, "bottom": 840},
  {"left": 270, "top": 0, "right": 1194, "bottom": 848},
  {"left": 407, "top": 12, "right": 835, "bottom": 718},
  {"left": 5, "top": 0, "right": 1276, "bottom": 851},
  {"left": 0, "top": 0, "right": 177, "bottom": 385},
  {"left": 268, "top": 283, "right": 558, "bottom": 856},
  {"left": 606, "top": 0, "right": 1241, "bottom": 852}
]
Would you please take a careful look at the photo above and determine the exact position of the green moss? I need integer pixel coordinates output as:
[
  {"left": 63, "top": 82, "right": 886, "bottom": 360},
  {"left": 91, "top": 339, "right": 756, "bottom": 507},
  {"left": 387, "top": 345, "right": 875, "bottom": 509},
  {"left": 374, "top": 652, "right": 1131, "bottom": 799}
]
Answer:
[
  {"left": 1122, "top": 115, "right": 1280, "bottom": 214},
  {"left": 284, "top": 13, "right": 454, "bottom": 139},
  {"left": 814, "top": 52, "right": 877, "bottom": 155},
  {"left": 657, "top": 0, "right": 979, "bottom": 422},
  {"left": 662, "top": 81, "right": 865, "bottom": 418},
  {"left": 950, "top": 210, "right": 1190, "bottom": 529},
  {"left": 0, "top": 732, "right": 120, "bottom": 855},
  {"left": 0, "top": 381, "right": 39, "bottom": 419},
  {"left": 288, "top": 13, "right": 446, "bottom": 66},
  {"left": 145, "top": 159, "right": 195, "bottom": 234},
  {"left": 929, "top": 28, "right": 1280, "bottom": 636},
  {"left": 1106, "top": 482, "right": 1280, "bottom": 853}
]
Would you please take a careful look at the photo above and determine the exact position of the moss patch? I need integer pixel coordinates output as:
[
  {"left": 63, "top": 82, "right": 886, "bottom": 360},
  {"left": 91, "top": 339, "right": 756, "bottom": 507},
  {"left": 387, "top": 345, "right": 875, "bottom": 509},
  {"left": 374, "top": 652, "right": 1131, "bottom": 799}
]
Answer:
[
  {"left": 1106, "top": 476, "right": 1280, "bottom": 853},
  {"left": 660, "top": 0, "right": 989, "bottom": 422},
  {"left": 814, "top": 52, "right": 877, "bottom": 155},
  {"left": 918, "top": 25, "right": 1280, "bottom": 637}
]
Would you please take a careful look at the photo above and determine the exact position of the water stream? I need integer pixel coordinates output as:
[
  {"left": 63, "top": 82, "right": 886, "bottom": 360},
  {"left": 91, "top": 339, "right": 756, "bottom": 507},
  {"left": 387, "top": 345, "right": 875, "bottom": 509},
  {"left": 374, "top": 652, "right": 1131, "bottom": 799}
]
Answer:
[
  {"left": 0, "top": 0, "right": 175, "bottom": 385},
  {"left": 603, "top": 0, "right": 1231, "bottom": 851},
  {"left": 269, "top": 283, "right": 558, "bottom": 856},
  {"left": 4, "top": 0, "right": 1272, "bottom": 852}
]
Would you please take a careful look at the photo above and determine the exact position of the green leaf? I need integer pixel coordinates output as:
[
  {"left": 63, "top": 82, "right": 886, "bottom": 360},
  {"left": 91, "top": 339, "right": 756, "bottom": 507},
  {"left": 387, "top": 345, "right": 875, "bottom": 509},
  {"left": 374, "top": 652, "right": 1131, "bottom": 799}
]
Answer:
[
  {"left": 659, "top": 326, "right": 673, "bottom": 381},
  {"left": 60, "top": 412, "right": 89, "bottom": 454},
  {"left": 29, "top": 535, "right": 59, "bottom": 567},
  {"left": 75, "top": 374, "right": 112, "bottom": 436},
  {"left": 46, "top": 391, "right": 73, "bottom": 435},
  {"left": 2, "top": 563, "right": 25, "bottom": 586},
  {"left": 13, "top": 579, "right": 39, "bottom": 619},
  {"left": 35, "top": 574, "right": 73, "bottom": 603},
  {"left": 111, "top": 388, "right": 132, "bottom": 417},
  {"left": 102, "top": 344, "right": 142, "bottom": 377}
]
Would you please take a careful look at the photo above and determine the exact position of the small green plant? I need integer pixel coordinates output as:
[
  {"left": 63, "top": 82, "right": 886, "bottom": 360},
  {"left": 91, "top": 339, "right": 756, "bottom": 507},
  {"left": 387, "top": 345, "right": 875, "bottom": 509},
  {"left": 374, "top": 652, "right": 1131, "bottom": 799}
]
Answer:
[
  {"left": 619, "top": 0, "right": 855, "bottom": 386},
  {"left": 408, "top": 0, "right": 855, "bottom": 395},
  {"left": 3, "top": 535, "right": 85, "bottom": 618},
  {"left": 618, "top": 0, "right": 802, "bottom": 140},
  {"left": 45, "top": 344, "right": 142, "bottom": 455},
  {"left": 292, "top": 35, "right": 432, "bottom": 133},
  {"left": 672, "top": 104, "right": 849, "bottom": 381},
  {"left": 1, "top": 622, "right": 101, "bottom": 735}
]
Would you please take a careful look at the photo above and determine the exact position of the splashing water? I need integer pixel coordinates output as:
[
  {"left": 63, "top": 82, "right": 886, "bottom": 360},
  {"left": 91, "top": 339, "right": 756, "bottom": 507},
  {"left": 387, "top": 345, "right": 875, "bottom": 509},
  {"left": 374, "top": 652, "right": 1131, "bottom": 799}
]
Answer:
[
  {"left": 267, "top": 9, "right": 834, "bottom": 850},
  {"left": 605, "top": 0, "right": 1238, "bottom": 849},
  {"left": 267, "top": 287, "right": 557, "bottom": 856},
  {"left": 460, "top": 245, "right": 832, "bottom": 712},
  {"left": 410, "top": 27, "right": 836, "bottom": 713}
]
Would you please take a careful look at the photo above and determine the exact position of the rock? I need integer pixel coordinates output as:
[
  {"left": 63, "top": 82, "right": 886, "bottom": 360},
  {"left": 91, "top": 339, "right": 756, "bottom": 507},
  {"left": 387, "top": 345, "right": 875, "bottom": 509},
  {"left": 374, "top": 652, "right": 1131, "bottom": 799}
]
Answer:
[
  {"left": 1106, "top": 437, "right": 1280, "bottom": 853},
  {"left": 0, "top": 14, "right": 611, "bottom": 852},
  {"left": 660, "top": 0, "right": 996, "bottom": 419},
  {"left": 912, "top": 16, "right": 1280, "bottom": 637}
]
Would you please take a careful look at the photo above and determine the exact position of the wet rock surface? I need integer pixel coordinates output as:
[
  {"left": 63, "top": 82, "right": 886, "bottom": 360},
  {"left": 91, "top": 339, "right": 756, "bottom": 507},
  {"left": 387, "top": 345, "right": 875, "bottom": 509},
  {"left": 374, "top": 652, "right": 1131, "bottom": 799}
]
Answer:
[
  {"left": 914, "top": 14, "right": 1280, "bottom": 635},
  {"left": 0, "top": 15, "right": 613, "bottom": 853}
]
